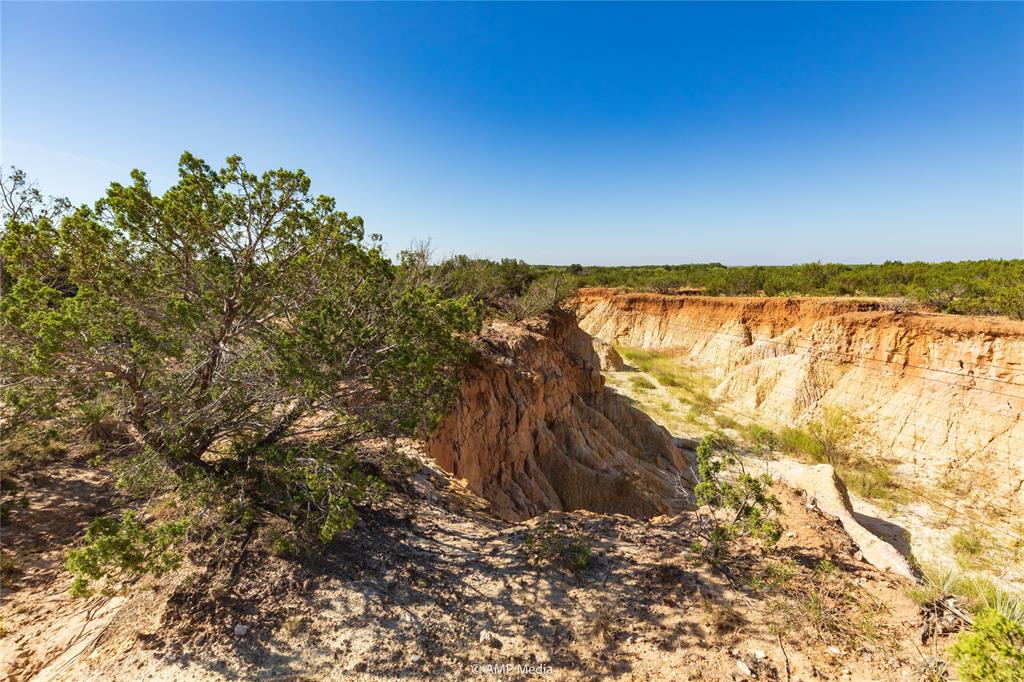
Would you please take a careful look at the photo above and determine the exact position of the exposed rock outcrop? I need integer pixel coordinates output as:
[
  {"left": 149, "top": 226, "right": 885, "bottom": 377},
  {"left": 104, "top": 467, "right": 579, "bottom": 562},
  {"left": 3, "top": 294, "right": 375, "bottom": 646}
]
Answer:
[
  {"left": 427, "top": 311, "right": 694, "bottom": 521},
  {"left": 592, "top": 337, "right": 626, "bottom": 371},
  {"left": 576, "top": 288, "right": 1024, "bottom": 512},
  {"left": 769, "top": 462, "right": 916, "bottom": 578}
]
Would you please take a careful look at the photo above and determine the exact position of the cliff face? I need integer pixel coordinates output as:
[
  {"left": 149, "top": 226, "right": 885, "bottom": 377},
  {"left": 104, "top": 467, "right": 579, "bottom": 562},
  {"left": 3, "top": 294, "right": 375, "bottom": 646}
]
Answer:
[
  {"left": 427, "top": 311, "right": 694, "bottom": 521},
  {"left": 576, "top": 289, "right": 1024, "bottom": 510}
]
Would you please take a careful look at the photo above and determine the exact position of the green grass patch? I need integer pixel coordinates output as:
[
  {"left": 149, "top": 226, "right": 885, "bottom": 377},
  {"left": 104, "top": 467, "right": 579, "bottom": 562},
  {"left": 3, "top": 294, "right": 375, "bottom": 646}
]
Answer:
[
  {"left": 836, "top": 459, "right": 909, "bottom": 507},
  {"left": 629, "top": 375, "right": 657, "bottom": 391},
  {"left": 950, "top": 526, "right": 999, "bottom": 572},
  {"left": 714, "top": 414, "right": 740, "bottom": 430},
  {"left": 776, "top": 426, "right": 824, "bottom": 461}
]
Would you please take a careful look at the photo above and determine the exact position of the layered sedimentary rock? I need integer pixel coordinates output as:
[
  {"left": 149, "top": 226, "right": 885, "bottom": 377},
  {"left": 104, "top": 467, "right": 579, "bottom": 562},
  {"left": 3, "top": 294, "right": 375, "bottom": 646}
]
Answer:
[
  {"left": 427, "top": 311, "right": 694, "bottom": 521},
  {"left": 576, "top": 288, "right": 1024, "bottom": 510}
]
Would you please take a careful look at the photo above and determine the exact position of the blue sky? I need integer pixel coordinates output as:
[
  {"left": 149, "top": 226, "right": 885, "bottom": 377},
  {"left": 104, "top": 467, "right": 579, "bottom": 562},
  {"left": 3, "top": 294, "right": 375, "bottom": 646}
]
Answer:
[{"left": 2, "top": 2, "right": 1022, "bottom": 265}]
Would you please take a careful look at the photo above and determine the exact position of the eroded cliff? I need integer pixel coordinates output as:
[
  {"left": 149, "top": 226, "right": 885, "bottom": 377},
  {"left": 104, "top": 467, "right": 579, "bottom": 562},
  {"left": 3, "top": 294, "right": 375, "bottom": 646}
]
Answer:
[
  {"left": 427, "top": 311, "right": 694, "bottom": 521},
  {"left": 576, "top": 288, "right": 1024, "bottom": 513}
]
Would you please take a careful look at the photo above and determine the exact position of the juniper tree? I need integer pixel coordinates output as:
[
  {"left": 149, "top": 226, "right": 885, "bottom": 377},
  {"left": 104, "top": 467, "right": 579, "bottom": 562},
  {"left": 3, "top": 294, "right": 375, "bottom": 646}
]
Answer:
[{"left": 2, "top": 155, "right": 479, "bottom": 588}]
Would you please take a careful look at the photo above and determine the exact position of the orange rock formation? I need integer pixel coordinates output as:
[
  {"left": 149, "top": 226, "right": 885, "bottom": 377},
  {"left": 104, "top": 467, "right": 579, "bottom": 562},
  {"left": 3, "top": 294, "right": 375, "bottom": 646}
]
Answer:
[
  {"left": 575, "top": 288, "right": 1024, "bottom": 513},
  {"left": 427, "top": 311, "right": 694, "bottom": 521}
]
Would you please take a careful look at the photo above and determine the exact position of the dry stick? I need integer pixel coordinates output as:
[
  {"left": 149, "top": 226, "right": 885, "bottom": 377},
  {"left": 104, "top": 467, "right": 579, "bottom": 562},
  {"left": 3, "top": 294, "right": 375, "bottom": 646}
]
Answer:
[{"left": 776, "top": 631, "right": 791, "bottom": 682}]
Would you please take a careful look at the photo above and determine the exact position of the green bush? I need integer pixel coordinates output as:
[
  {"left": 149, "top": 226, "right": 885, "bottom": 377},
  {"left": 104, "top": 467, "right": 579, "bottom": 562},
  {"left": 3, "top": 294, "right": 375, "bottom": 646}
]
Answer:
[
  {"left": 776, "top": 426, "right": 823, "bottom": 460},
  {"left": 950, "top": 609, "right": 1024, "bottom": 681},
  {"left": 3, "top": 157, "right": 478, "bottom": 591},
  {"left": 692, "top": 433, "right": 783, "bottom": 560},
  {"left": 66, "top": 511, "right": 189, "bottom": 596}
]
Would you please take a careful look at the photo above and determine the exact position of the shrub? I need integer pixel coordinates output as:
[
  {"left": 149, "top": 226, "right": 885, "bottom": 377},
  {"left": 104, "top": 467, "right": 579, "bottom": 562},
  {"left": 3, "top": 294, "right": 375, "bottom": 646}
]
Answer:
[
  {"left": 807, "top": 407, "right": 857, "bottom": 464},
  {"left": 523, "top": 521, "right": 593, "bottom": 571},
  {"left": 741, "top": 423, "right": 778, "bottom": 456},
  {"left": 692, "top": 433, "right": 783, "bottom": 560},
  {"left": 3, "top": 157, "right": 478, "bottom": 590},
  {"left": 776, "top": 426, "right": 823, "bottom": 460},
  {"left": 66, "top": 511, "right": 189, "bottom": 596},
  {"left": 949, "top": 609, "right": 1024, "bottom": 682}
]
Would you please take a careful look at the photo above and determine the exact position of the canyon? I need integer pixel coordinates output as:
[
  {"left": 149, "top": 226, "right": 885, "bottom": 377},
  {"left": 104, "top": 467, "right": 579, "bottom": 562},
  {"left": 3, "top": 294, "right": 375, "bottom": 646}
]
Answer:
[
  {"left": 6, "top": 295, "right": 1021, "bottom": 680},
  {"left": 575, "top": 287, "right": 1024, "bottom": 583}
]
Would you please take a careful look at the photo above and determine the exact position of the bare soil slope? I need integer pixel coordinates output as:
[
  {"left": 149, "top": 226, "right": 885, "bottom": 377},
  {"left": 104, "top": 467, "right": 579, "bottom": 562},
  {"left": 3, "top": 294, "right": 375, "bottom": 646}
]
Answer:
[{"left": 2, "top": 449, "right": 943, "bottom": 681}]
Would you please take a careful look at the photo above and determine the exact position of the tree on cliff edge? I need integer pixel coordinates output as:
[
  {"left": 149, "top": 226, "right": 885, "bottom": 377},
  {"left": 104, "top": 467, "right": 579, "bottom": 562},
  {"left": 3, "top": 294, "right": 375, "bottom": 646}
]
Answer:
[{"left": 1, "top": 155, "right": 478, "bottom": 591}]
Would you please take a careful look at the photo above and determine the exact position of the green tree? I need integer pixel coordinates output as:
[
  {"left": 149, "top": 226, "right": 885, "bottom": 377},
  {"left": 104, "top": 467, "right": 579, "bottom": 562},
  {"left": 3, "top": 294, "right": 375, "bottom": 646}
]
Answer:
[{"left": 2, "top": 155, "right": 479, "bottom": 588}]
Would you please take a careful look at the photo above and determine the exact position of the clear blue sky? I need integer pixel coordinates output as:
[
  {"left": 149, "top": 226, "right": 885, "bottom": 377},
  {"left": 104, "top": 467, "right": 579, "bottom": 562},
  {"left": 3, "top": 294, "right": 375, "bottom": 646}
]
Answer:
[{"left": 2, "top": 2, "right": 1022, "bottom": 265}]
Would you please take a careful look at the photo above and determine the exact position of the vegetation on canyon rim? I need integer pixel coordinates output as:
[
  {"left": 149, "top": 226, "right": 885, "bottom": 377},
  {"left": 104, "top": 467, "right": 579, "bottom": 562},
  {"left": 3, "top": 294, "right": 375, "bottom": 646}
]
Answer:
[{"left": 531, "top": 260, "right": 1024, "bottom": 319}]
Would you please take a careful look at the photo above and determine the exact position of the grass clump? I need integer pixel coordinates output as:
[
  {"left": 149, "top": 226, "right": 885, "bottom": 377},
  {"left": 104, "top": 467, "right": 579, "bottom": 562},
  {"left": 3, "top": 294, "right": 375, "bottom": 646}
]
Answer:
[
  {"left": 523, "top": 520, "right": 593, "bottom": 572},
  {"left": 909, "top": 564, "right": 1024, "bottom": 623},
  {"left": 951, "top": 526, "right": 997, "bottom": 571},
  {"left": 714, "top": 414, "right": 740, "bottom": 430},
  {"left": 629, "top": 375, "right": 657, "bottom": 391}
]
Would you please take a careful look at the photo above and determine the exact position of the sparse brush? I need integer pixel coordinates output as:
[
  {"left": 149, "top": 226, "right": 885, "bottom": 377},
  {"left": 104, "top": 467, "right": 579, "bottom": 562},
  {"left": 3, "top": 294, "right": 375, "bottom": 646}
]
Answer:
[
  {"left": 522, "top": 521, "right": 593, "bottom": 572},
  {"left": 629, "top": 375, "right": 657, "bottom": 391}
]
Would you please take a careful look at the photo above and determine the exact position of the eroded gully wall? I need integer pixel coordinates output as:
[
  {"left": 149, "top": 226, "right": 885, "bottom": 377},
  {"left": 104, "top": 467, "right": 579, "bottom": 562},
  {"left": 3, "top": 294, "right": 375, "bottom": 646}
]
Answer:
[
  {"left": 575, "top": 288, "right": 1024, "bottom": 512},
  {"left": 427, "top": 311, "right": 695, "bottom": 522}
]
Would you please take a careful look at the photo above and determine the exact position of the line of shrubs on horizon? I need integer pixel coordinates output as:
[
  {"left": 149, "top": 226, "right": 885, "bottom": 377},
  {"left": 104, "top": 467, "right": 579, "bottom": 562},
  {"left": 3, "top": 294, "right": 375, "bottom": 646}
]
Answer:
[{"left": 526, "top": 260, "right": 1024, "bottom": 320}]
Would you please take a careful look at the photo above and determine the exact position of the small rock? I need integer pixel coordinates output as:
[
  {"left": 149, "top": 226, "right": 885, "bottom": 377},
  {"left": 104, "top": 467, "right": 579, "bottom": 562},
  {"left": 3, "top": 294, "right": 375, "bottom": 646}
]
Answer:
[
  {"left": 479, "top": 630, "right": 503, "bottom": 649},
  {"left": 827, "top": 645, "right": 841, "bottom": 655},
  {"left": 736, "top": 659, "right": 752, "bottom": 676},
  {"left": 410, "top": 654, "right": 422, "bottom": 664},
  {"left": 754, "top": 650, "right": 766, "bottom": 659},
  {"left": 233, "top": 624, "right": 248, "bottom": 636}
]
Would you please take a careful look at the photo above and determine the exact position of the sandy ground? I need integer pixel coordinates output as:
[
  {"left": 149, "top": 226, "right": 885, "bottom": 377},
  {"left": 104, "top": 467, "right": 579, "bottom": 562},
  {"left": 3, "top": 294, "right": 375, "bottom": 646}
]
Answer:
[{"left": 1, "top": 443, "right": 946, "bottom": 681}]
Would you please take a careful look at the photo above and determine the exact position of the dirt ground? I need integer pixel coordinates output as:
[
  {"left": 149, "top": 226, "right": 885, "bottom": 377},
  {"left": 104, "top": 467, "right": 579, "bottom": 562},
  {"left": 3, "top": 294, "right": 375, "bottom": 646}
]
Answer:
[{"left": 1, "top": 447, "right": 950, "bottom": 681}]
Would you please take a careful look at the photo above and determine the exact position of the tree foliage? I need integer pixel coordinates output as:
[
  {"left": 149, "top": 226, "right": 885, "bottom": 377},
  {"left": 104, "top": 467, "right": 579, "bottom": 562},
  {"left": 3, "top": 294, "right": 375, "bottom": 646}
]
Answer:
[
  {"left": 692, "top": 433, "right": 783, "bottom": 560},
  {"left": 2, "top": 155, "right": 480, "bottom": 588},
  {"left": 531, "top": 260, "right": 1024, "bottom": 319}
]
